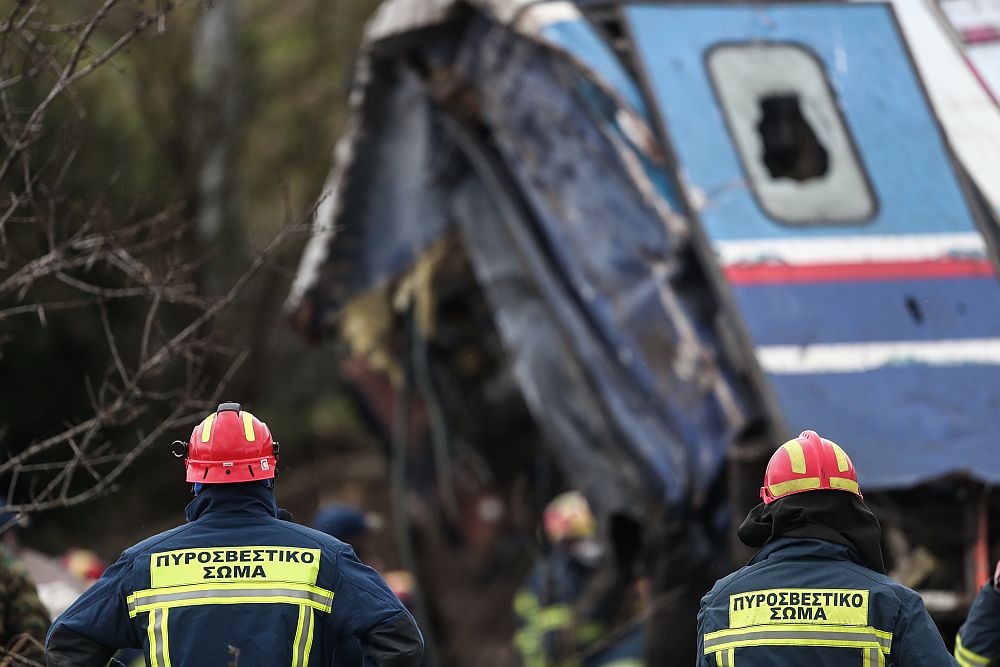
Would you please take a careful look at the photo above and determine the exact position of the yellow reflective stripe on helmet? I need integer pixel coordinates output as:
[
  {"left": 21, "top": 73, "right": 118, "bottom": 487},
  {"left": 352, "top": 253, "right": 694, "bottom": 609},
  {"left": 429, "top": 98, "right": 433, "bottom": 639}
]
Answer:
[
  {"left": 781, "top": 440, "right": 807, "bottom": 474},
  {"left": 768, "top": 477, "right": 821, "bottom": 498},
  {"left": 200, "top": 414, "right": 215, "bottom": 443},
  {"left": 291, "top": 605, "right": 314, "bottom": 667},
  {"left": 955, "top": 634, "right": 991, "bottom": 666},
  {"left": 242, "top": 411, "right": 256, "bottom": 442},
  {"left": 829, "top": 442, "right": 850, "bottom": 473},
  {"left": 829, "top": 477, "right": 861, "bottom": 495},
  {"left": 704, "top": 623, "right": 892, "bottom": 654},
  {"left": 129, "top": 582, "right": 334, "bottom": 617}
]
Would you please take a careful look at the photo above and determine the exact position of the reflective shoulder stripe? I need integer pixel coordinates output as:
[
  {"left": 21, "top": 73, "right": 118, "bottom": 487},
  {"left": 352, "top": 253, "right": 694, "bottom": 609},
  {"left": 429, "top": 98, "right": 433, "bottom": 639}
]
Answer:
[
  {"left": 128, "top": 582, "right": 334, "bottom": 617},
  {"left": 703, "top": 623, "right": 892, "bottom": 654},
  {"left": 955, "top": 634, "right": 992, "bottom": 666},
  {"left": 292, "top": 605, "right": 315, "bottom": 667}
]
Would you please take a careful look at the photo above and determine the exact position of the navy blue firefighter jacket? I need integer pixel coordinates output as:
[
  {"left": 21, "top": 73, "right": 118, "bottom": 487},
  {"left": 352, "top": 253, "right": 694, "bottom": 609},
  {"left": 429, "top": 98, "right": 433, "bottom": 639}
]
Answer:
[
  {"left": 697, "top": 538, "right": 955, "bottom": 666},
  {"left": 955, "top": 581, "right": 1000, "bottom": 666},
  {"left": 45, "top": 484, "right": 423, "bottom": 667}
]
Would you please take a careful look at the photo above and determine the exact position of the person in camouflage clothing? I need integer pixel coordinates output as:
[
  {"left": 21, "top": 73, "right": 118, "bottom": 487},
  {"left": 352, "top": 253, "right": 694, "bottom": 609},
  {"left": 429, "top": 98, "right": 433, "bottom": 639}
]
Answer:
[{"left": 0, "top": 544, "right": 50, "bottom": 663}]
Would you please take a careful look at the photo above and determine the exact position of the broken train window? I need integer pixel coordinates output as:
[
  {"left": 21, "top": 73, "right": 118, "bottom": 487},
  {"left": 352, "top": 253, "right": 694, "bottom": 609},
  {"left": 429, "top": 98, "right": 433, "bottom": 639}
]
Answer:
[{"left": 706, "top": 42, "right": 877, "bottom": 225}]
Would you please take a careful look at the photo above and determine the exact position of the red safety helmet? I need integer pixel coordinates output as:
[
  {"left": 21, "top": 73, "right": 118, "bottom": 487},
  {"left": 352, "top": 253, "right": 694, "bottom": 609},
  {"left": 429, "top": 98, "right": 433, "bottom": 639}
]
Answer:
[
  {"left": 760, "top": 430, "right": 862, "bottom": 505},
  {"left": 543, "top": 491, "right": 596, "bottom": 543},
  {"left": 184, "top": 403, "right": 277, "bottom": 484}
]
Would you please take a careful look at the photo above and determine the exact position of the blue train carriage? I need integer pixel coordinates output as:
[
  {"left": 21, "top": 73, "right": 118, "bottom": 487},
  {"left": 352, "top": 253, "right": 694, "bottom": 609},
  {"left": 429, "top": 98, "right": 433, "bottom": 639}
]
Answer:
[{"left": 617, "top": 0, "right": 1000, "bottom": 618}]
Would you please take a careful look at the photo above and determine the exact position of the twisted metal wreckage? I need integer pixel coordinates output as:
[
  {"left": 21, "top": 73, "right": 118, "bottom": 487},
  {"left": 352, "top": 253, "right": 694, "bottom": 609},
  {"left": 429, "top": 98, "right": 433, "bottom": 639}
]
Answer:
[{"left": 286, "top": 0, "right": 1000, "bottom": 663}]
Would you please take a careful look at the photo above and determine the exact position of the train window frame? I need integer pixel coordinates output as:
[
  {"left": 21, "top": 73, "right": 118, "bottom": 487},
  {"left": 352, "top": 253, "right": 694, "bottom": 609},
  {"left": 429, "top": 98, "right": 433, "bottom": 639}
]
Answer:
[{"left": 704, "top": 41, "right": 879, "bottom": 227}]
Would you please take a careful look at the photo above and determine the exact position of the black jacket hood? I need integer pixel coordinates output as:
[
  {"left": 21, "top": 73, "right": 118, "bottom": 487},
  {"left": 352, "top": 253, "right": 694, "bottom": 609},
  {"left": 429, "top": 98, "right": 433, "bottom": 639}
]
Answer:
[{"left": 738, "top": 491, "right": 886, "bottom": 574}]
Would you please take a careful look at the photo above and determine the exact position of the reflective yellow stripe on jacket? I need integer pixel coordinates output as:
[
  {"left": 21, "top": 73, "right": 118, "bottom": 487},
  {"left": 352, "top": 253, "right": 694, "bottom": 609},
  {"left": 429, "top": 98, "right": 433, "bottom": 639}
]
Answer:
[
  {"left": 127, "top": 581, "right": 334, "bottom": 617},
  {"left": 291, "top": 605, "right": 316, "bottom": 667},
  {"left": 703, "top": 624, "right": 892, "bottom": 666},
  {"left": 955, "top": 634, "right": 992, "bottom": 667},
  {"left": 147, "top": 607, "right": 172, "bottom": 667},
  {"left": 714, "top": 648, "right": 733, "bottom": 667},
  {"left": 513, "top": 589, "right": 595, "bottom": 667}
]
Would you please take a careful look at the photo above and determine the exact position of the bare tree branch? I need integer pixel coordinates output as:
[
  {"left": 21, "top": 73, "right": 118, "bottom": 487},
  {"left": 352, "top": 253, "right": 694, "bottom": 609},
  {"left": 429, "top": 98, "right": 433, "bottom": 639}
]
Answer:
[{"left": 0, "top": 0, "right": 315, "bottom": 570}]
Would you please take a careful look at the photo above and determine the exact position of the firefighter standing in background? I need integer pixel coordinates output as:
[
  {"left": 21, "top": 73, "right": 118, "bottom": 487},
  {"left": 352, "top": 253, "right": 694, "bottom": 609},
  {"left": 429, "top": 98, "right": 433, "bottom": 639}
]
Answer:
[
  {"left": 955, "top": 560, "right": 1000, "bottom": 665},
  {"left": 514, "top": 491, "right": 642, "bottom": 667},
  {"left": 697, "top": 430, "right": 955, "bottom": 666},
  {"left": 45, "top": 402, "right": 423, "bottom": 666}
]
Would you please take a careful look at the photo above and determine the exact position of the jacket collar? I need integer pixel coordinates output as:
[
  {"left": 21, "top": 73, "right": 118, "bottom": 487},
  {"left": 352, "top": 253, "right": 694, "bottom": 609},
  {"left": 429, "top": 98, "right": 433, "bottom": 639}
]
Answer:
[
  {"left": 185, "top": 483, "right": 278, "bottom": 522},
  {"left": 749, "top": 537, "right": 866, "bottom": 567}
]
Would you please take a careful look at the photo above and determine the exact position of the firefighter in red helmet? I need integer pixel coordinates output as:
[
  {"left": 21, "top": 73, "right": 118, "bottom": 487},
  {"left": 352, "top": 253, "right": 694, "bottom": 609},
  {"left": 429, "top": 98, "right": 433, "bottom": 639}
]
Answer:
[
  {"left": 46, "top": 402, "right": 424, "bottom": 667},
  {"left": 697, "top": 430, "right": 955, "bottom": 666}
]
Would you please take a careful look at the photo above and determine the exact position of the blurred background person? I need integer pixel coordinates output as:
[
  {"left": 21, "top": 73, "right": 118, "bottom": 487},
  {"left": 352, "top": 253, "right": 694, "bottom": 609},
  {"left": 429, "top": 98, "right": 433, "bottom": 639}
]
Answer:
[
  {"left": 313, "top": 503, "right": 385, "bottom": 568},
  {"left": 513, "top": 491, "right": 642, "bottom": 667},
  {"left": 955, "top": 559, "right": 1000, "bottom": 665}
]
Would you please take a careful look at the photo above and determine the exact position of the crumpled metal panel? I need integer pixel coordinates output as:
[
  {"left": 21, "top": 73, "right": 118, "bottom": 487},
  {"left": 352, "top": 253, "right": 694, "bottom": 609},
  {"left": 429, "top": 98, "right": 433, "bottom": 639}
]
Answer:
[
  {"left": 450, "top": 176, "right": 650, "bottom": 518},
  {"left": 442, "top": 20, "right": 755, "bottom": 510}
]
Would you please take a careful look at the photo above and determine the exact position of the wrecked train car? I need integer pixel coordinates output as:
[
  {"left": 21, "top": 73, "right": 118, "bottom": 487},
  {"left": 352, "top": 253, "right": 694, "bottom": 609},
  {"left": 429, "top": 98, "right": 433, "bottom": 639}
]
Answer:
[{"left": 288, "top": 0, "right": 1000, "bottom": 663}]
